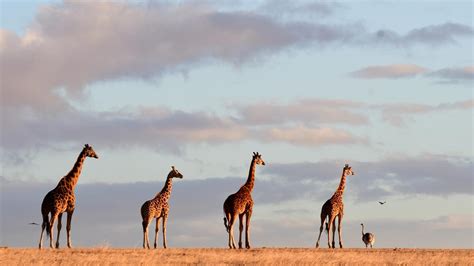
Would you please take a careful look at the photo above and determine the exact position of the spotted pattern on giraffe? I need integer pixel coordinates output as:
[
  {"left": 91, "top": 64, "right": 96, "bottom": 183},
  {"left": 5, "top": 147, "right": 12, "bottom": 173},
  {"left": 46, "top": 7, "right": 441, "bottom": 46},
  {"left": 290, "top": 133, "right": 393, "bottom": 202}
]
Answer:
[
  {"left": 140, "top": 166, "right": 183, "bottom": 249},
  {"left": 315, "top": 164, "right": 354, "bottom": 249},
  {"left": 223, "top": 152, "right": 265, "bottom": 249},
  {"left": 38, "top": 144, "right": 98, "bottom": 249}
]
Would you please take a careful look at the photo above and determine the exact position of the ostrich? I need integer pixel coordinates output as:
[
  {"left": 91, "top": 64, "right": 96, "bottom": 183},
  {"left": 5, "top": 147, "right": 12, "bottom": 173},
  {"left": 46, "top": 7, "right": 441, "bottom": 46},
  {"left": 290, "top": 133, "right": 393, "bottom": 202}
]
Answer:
[{"left": 361, "top": 223, "right": 375, "bottom": 248}]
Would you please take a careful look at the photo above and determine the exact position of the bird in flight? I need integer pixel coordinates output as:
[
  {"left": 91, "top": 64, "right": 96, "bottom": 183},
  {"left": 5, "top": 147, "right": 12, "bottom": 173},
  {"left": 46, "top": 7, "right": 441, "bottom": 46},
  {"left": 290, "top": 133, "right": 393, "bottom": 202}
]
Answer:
[
  {"left": 378, "top": 201, "right": 386, "bottom": 205},
  {"left": 28, "top": 222, "right": 39, "bottom": 225}
]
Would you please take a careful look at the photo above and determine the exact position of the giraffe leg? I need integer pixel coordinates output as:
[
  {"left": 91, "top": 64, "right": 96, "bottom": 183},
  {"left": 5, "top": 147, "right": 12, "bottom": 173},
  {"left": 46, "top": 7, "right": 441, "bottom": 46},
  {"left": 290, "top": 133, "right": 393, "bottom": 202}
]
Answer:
[
  {"left": 226, "top": 213, "right": 232, "bottom": 248},
  {"left": 231, "top": 215, "right": 238, "bottom": 249},
  {"left": 142, "top": 219, "right": 150, "bottom": 249},
  {"left": 228, "top": 214, "right": 237, "bottom": 249},
  {"left": 39, "top": 213, "right": 49, "bottom": 249},
  {"left": 315, "top": 213, "right": 325, "bottom": 248},
  {"left": 337, "top": 214, "right": 343, "bottom": 248},
  {"left": 49, "top": 212, "right": 59, "bottom": 249},
  {"left": 55, "top": 213, "right": 63, "bottom": 248},
  {"left": 66, "top": 210, "right": 74, "bottom": 248},
  {"left": 224, "top": 213, "right": 231, "bottom": 233},
  {"left": 238, "top": 214, "right": 244, "bottom": 249},
  {"left": 142, "top": 222, "right": 146, "bottom": 249},
  {"left": 245, "top": 209, "right": 252, "bottom": 249},
  {"left": 331, "top": 219, "right": 336, "bottom": 249},
  {"left": 327, "top": 215, "right": 336, "bottom": 249},
  {"left": 154, "top": 217, "right": 161, "bottom": 249},
  {"left": 147, "top": 219, "right": 152, "bottom": 249},
  {"left": 162, "top": 215, "right": 168, "bottom": 249}
]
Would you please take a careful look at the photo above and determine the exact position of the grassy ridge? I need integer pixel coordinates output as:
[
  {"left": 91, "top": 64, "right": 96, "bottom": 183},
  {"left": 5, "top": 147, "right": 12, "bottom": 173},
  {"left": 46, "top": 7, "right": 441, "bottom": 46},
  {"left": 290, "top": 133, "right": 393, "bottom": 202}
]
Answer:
[{"left": 1, "top": 248, "right": 472, "bottom": 265}]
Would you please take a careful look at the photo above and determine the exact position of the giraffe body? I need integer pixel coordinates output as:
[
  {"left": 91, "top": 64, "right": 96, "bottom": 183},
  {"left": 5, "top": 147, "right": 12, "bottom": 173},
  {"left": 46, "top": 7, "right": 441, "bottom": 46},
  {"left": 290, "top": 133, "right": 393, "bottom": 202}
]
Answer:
[
  {"left": 38, "top": 144, "right": 98, "bottom": 249},
  {"left": 223, "top": 188, "right": 253, "bottom": 221},
  {"left": 141, "top": 166, "right": 183, "bottom": 249},
  {"left": 315, "top": 164, "right": 354, "bottom": 249},
  {"left": 223, "top": 152, "right": 265, "bottom": 249}
]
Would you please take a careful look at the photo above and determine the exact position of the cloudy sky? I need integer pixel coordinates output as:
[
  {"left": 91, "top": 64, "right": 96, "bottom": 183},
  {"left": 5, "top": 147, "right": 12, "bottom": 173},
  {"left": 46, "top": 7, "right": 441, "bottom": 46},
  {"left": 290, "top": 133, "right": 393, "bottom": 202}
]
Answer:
[{"left": 1, "top": 0, "right": 472, "bottom": 248}]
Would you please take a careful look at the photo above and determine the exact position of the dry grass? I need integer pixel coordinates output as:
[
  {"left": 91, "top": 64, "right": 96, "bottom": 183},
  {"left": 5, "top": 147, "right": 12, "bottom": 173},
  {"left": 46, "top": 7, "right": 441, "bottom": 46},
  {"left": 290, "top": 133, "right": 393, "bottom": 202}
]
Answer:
[{"left": 0, "top": 247, "right": 472, "bottom": 265}]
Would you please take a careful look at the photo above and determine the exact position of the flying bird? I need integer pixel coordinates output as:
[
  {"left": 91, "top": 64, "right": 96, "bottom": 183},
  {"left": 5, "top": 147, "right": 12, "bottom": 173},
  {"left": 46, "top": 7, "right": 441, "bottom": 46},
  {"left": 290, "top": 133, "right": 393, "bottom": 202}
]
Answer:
[
  {"left": 29, "top": 222, "right": 40, "bottom": 225},
  {"left": 378, "top": 201, "right": 386, "bottom": 205}
]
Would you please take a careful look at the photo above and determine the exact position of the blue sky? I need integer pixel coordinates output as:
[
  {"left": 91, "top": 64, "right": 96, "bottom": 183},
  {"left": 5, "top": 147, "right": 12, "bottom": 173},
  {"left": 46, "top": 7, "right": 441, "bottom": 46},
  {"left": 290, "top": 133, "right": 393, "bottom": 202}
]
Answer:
[{"left": 0, "top": 0, "right": 472, "bottom": 248}]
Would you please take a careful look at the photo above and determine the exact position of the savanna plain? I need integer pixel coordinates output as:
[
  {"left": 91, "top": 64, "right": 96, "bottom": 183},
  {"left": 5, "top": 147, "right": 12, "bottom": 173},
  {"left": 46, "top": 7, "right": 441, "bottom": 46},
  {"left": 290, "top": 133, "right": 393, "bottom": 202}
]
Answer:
[{"left": 1, "top": 247, "right": 472, "bottom": 265}]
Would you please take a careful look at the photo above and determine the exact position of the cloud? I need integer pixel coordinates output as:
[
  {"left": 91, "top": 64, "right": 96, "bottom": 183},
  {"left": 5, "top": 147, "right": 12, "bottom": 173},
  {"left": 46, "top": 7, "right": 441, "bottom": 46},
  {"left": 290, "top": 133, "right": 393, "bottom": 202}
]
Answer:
[
  {"left": 0, "top": 0, "right": 356, "bottom": 113},
  {"left": 0, "top": 98, "right": 373, "bottom": 154},
  {"left": 1, "top": 107, "right": 247, "bottom": 153},
  {"left": 260, "top": 126, "right": 365, "bottom": 146},
  {"left": 376, "top": 99, "right": 474, "bottom": 114},
  {"left": 258, "top": 0, "right": 339, "bottom": 18},
  {"left": 233, "top": 99, "right": 368, "bottom": 126},
  {"left": 375, "top": 99, "right": 474, "bottom": 126},
  {"left": 427, "top": 66, "right": 474, "bottom": 83},
  {"left": 236, "top": 98, "right": 473, "bottom": 129},
  {"left": 1, "top": 1, "right": 472, "bottom": 115},
  {"left": 371, "top": 22, "right": 474, "bottom": 46},
  {"left": 350, "top": 64, "right": 428, "bottom": 79},
  {"left": 427, "top": 214, "right": 473, "bottom": 230},
  {"left": 404, "top": 23, "right": 474, "bottom": 44},
  {"left": 1, "top": 2, "right": 472, "bottom": 156},
  {"left": 0, "top": 106, "right": 366, "bottom": 154},
  {"left": 263, "top": 161, "right": 344, "bottom": 182},
  {"left": 229, "top": 98, "right": 370, "bottom": 146},
  {"left": 351, "top": 64, "right": 473, "bottom": 83},
  {"left": 2, "top": 98, "right": 472, "bottom": 153},
  {"left": 263, "top": 155, "right": 474, "bottom": 200}
]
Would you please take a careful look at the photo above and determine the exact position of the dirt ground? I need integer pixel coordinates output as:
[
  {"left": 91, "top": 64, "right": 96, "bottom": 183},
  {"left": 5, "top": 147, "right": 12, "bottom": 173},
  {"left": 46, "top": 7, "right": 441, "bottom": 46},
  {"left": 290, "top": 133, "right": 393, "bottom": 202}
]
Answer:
[{"left": 1, "top": 247, "right": 472, "bottom": 265}]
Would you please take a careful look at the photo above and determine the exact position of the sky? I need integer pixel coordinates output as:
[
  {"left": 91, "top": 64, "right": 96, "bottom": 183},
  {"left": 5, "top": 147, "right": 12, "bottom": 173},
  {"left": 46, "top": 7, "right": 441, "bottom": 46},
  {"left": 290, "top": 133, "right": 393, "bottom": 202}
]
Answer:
[{"left": 0, "top": 0, "right": 473, "bottom": 248}]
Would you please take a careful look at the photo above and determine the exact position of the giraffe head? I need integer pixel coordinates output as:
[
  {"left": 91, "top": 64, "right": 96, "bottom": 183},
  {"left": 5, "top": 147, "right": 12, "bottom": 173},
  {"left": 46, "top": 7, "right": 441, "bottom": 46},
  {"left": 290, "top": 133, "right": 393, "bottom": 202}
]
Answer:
[
  {"left": 252, "top": 152, "right": 265, "bottom": 166},
  {"left": 83, "top": 144, "right": 99, "bottom": 159},
  {"left": 169, "top": 166, "right": 183, "bottom": 179},
  {"left": 343, "top": 164, "right": 354, "bottom": 176}
]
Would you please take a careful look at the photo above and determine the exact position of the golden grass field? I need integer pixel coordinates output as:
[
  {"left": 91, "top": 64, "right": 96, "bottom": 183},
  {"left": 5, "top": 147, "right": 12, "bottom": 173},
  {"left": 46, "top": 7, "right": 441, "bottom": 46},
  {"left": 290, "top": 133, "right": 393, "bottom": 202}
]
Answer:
[{"left": 0, "top": 247, "right": 472, "bottom": 265}]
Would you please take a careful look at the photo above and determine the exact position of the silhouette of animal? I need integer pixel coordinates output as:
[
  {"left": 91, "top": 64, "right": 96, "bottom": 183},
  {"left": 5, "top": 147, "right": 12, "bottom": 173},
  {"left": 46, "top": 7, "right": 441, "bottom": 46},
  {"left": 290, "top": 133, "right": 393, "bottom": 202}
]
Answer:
[{"left": 378, "top": 201, "right": 386, "bottom": 205}]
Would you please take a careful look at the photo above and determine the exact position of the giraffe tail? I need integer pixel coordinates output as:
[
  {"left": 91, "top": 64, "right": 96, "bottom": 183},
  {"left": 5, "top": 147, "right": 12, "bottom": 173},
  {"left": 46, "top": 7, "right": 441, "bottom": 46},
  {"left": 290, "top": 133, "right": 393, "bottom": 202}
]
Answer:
[
  {"left": 223, "top": 217, "right": 230, "bottom": 233},
  {"left": 325, "top": 222, "right": 329, "bottom": 235},
  {"left": 42, "top": 213, "right": 51, "bottom": 237}
]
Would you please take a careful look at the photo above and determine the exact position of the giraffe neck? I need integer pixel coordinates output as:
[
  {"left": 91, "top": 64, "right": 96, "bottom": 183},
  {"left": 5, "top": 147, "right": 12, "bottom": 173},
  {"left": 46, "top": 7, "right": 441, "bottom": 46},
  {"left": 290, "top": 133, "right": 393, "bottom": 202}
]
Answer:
[
  {"left": 156, "top": 174, "right": 173, "bottom": 201},
  {"left": 332, "top": 171, "right": 347, "bottom": 198},
  {"left": 243, "top": 158, "right": 256, "bottom": 191},
  {"left": 63, "top": 149, "right": 87, "bottom": 189}
]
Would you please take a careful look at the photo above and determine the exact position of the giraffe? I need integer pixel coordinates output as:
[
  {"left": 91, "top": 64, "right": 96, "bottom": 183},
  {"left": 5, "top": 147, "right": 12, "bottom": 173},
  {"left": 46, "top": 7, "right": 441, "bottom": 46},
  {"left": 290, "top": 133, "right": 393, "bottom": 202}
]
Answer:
[
  {"left": 361, "top": 223, "right": 375, "bottom": 248},
  {"left": 38, "top": 144, "right": 98, "bottom": 249},
  {"left": 141, "top": 166, "right": 183, "bottom": 249},
  {"left": 315, "top": 164, "right": 355, "bottom": 249},
  {"left": 223, "top": 152, "right": 265, "bottom": 249}
]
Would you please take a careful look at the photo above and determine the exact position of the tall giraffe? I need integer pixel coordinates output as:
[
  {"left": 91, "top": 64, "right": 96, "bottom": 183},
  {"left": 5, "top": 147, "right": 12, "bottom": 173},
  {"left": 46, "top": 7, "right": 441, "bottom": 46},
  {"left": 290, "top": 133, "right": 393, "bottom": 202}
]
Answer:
[
  {"left": 141, "top": 166, "right": 183, "bottom": 249},
  {"left": 315, "top": 164, "right": 354, "bottom": 249},
  {"left": 223, "top": 152, "right": 265, "bottom": 249},
  {"left": 38, "top": 144, "right": 99, "bottom": 249}
]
